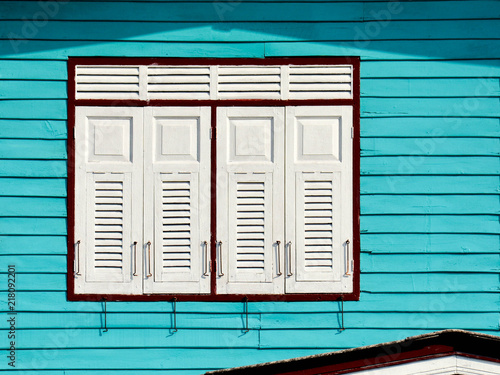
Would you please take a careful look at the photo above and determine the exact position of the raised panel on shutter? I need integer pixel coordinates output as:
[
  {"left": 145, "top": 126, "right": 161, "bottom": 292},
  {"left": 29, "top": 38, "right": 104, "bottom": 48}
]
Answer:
[
  {"left": 285, "top": 106, "right": 353, "bottom": 294},
  {"left": 74, "top": 107, "right": 143, "bottom": 295},
  {"left": 143, "top": 107, "right": 210, "bottom": 294},
  {"left": 217, "top": 107, "right": 284, "bottom": 295}
]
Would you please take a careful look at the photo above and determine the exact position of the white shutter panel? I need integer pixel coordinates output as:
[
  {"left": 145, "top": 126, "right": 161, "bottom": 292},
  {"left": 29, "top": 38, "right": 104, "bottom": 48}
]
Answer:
[
  {"left": 143, "top": 107, "right": 211, "bottom": 294},
  {"left": 74, "top": 107, "right": 143, "bottom": 294},
  {"left": 285, "top": 106, "right": 353, "bottom": 293},
  {"left": 217, "top": 107, "right": 284, "bottom": 294}
]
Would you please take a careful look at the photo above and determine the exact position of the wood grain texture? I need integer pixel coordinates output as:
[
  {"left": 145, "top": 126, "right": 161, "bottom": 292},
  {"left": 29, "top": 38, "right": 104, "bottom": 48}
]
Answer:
[
  {"left": 361, "top": 233, "right": 500, "bottom": 253},
  {"left": 0, "top": 0, "right": 498, "bottom": 373},
  {"left": 2, "top": 20, "right": 500, "bottom": 42},
  {"left": 0, "top": 119, "right": 67, "bottom": 139},
  {"left": 2, "top": 291, "right": 498, "bottom": 313},
  {"left": 0, "top": 178, "right": 66, "bottom": 196}
]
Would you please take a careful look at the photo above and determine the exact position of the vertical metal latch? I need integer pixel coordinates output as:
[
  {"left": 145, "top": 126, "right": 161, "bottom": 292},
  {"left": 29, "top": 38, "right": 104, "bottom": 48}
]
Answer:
[
  {"left": 243, "top": 297, "right": 249, "bottom": 333},
  {"left": 172, "top": 297, "right": 178, "bottom": 333},
  {"left": 102, "top": 298, "right": 108, "bottom": 333}
]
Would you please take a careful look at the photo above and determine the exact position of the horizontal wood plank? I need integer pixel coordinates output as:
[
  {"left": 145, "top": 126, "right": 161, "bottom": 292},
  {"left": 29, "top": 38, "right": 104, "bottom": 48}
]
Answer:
[
  {"left": 0, "top": 139, "right": 66, "bottom": 159},
  {"left": 361, "top": 138, "right": 500, "bottom": 156},
  {"left": 2, "top": 291, "right": 499, "bottom": 313},
  {"left": 0, "top": 218, "right": 66, "bottom": 235},
  {"left": 265, "top": 40, "right": 500, "bottom": 60},
  {"left": 0, "top": 100, "right": 66, "bottom": 120},
  {"left": 361, "top": 214, "right": 500, "bottom": 234},
  {"left": 360, "top": 118, "right": 500, "bottom": 138},
  {"left": 0, "top": 60, "right": 67, "bottom": 80},
  {"left": 361, "top": 60, "right": 500, "bottom": 78},
  {"left": 0, "top": 80, "right": 66, "bottom": 99},
  {"left": 0, "top": 2, "right": 363, "bottom": 21},
  {"left": 362, "top": 273, "right": 500, "bottom": 292},
  {"left": 361, "top": 233, "right": 500, "bottom": 253},
  {"left": 3, "top": 272, "right": 498, "bottom": 293},
  {"left": 0, "top": 120, "right": 67, "bottom": 139},
  {"left": 360, "top": 156, "right": 500, "bottom": 175},
  {"left": 0, "top": 197, "right": 66, "bottom": 216},
  {"left": 259, "top": 329, "right": 499, "bottom": 349},
  {"left": 260, "top": 312, "right": 498, "bottom": 330},
  {"left": 0, "top": 160, "right": 67, "bottom": 177},
  {"left": 0, "top": 235, "right": 67, "bottom": 254},
  {"left": 0, "top": 41, "right": 265, "bottom": 60},
  {"left": 361, "top": 78, "right": 500, "bottom": 97},
  {"left": 360, "top": 195, "right": 500, "bottom": 214},
  {"left": 361, "top": 253, "right": 500, "bottom": 273},
  {"left": 0, "top": 347, "right": 326, "bottom": 370},
  {"left": 361, "top": 98, "right": 500, "bottom": 117},
  {"left": 360, "top": 176, "right": 500, "bottom": 195},
  {"left": 2, "top": 20, "right": 500, "bottom": 42},
  {"left": 0, "top": 178, "right": 66, "bottom": 196}
]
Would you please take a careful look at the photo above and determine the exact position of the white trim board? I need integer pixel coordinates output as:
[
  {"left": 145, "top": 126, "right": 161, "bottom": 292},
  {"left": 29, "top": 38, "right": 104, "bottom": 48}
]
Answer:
[{"left": 352, "top": 355, "right": 500, "bottom": 375}]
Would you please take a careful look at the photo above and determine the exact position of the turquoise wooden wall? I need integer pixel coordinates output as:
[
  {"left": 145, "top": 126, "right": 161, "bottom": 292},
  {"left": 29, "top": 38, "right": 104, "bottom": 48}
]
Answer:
[{"left": 0, "top": 0, "right": 499, "bottom": 373}]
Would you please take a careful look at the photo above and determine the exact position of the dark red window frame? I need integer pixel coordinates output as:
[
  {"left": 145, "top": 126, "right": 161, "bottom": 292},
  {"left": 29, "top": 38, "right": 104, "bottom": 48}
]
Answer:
[{"left": 67, "top": 56, "right": 360, "bottom": 302}]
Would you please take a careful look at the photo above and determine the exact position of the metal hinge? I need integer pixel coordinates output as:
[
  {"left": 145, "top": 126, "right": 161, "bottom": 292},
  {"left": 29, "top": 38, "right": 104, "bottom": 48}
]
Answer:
[
  {"left": 210, "top": 128, "right": 217, "bottom": 139},
  {"left": 351, "top": 127, "right": 354, "bottom": 139}
]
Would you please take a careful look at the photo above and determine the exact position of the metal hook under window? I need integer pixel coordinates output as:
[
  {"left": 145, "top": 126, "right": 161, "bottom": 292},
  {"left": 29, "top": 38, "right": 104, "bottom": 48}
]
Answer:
[
  {"left": 243, "top": 297, "right": 249, "bottom": 333},
  {"left": 172, "top": 297, "right": 178, "bottom": 333},
  {"left": 340, "top": 297, "right": 345, "bottom": 332},
  {"left": 102, "top": 298, "right": 108, "bottom": 333}
]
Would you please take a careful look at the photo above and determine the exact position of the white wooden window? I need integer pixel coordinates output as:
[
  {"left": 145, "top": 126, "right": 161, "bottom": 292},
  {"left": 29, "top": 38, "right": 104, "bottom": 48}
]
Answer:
[
  {"left": 74, "top": 106, "right": 211, "bottom": 295},
  {"left": 217, "top": 107, "right": 353, "bottom": 295},
  {"left": 72, "top": 62, "right": 356, "bottom": 298}
]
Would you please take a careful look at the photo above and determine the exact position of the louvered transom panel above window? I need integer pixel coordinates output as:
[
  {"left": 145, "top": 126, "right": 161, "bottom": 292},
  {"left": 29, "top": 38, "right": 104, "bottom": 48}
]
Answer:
[
  {"left": 92, "top": 179, "right": 125, "bottom": 274},
  {"left": 147, "top": 66, "right": 211, "bottom": 100},
  {"left": 161, "top": 179, "right": 193, "bottom": 272},
  {"left": 217, "top": 66, "right": 282, "bottom": 99},
  {"left": 75, "top": 66, "right": 140, "bottom": 99},
  {"left": 236, "top": 180, "right": 266, "bottom": 272},
  {"left": 303, "top": 179, "right": 334, "bottom": 271},
  {"left": 75, "top": 64, "right": 353, "bottom": 100},
  {"left": 288, "top": 65, "right": 353, "bottom": 99}
]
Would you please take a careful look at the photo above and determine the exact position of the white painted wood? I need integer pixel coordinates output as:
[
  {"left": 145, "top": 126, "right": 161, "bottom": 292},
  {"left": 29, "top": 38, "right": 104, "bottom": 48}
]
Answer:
[
  {"left": 143, "top": 107, "right": 211, "bottom": 294},
  {"left": 350, "top": 355, "right": 500, "bottom": 374},
  {"left": 74, "top": 106, "right": 143, "bottom": 295},
  {"left": 285, "top": 106, "right": 353, "bottom": 294},
  {"left": 288, "top": 65, "right": 353, "bottom": 99},
  {"left": 217, "top": 66, "right": 281, "bottom": 99},
  {"left": 146, "top": 66, "right": 211, "bottom": 100},
  {"left": 75, "top": 64, "right": 354, "bottom": 101},
  {"left": 217, "top": 107, "right": 285, "bottom": 294},
  {"left": 75, "top": 66, "right": 140, "bottom": 100},
  {"left": 280, "top": 65, "right": 290, "bottom": 100}
]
